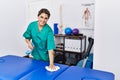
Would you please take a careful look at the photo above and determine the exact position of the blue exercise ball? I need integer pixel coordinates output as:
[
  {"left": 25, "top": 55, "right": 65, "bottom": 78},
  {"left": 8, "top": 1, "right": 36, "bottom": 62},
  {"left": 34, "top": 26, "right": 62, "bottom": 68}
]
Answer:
[
  {"left": 72, "top": 28, "right": 79, "bottom": 35},
  {"left": 64, "top": 27, "right": 72, "bottom": 35}
]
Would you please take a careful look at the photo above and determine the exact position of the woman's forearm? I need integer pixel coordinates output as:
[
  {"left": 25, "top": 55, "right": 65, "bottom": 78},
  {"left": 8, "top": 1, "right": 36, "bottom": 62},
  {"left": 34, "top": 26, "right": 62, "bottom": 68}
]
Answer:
[
  {"left": 25, "top": 39, "right": 33, "bottom": 49},
  {"left": 48, "top": 50, "right": 54, "bottom": 65},
  {"left": 25, "top": 39, "right": 31, "bottom": 45}
]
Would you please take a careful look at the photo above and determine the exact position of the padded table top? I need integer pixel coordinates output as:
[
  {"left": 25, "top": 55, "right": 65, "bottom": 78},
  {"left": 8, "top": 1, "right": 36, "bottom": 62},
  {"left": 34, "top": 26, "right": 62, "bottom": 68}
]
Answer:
[
  {"left": 55, "top": 66, "right": 114, "bottom": 80},
  {"left": 0, "top": 55, "right": 68, "bottom": 80},
  {"left": 19, "top": 64, "right": 69, "bottom": 80},
  {"left": 0, "top": 55, "right": 114, "bottom": 80}
]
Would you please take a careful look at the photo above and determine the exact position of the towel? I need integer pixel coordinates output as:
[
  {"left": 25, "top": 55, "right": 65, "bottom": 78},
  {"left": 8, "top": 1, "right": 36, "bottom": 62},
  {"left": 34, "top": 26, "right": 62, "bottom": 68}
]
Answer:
[{"left": 45, "top": 66, "right": 60, "bottom": 72}]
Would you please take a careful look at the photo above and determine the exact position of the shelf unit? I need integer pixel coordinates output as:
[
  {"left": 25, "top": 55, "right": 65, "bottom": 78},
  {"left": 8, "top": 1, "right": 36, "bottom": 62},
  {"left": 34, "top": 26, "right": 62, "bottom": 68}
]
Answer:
[{"left": 54, "top": 34, "right": 86, "bottom": 65}]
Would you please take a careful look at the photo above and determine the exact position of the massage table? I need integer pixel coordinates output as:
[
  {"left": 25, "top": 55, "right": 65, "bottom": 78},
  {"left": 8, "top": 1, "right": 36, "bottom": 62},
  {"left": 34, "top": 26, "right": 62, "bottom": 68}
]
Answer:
[
  {"left": 55, "top": 66, "right": 114, "bottom": 80},
  {"left": 0, "top": 55, "right": 114, "bottom": 80}
]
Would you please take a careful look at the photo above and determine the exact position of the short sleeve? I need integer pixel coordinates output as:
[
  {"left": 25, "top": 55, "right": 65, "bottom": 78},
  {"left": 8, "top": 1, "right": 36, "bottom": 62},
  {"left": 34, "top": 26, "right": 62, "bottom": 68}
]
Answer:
[
  {"left": 47, "top": 29, "right": 56, "bottom": 50},
  {"left": 23, "top": 23, "right": 32, "bottom": 39}
]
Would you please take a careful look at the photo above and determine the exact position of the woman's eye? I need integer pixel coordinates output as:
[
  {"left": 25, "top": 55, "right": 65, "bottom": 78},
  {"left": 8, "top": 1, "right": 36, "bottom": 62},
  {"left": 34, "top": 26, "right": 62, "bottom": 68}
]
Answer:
[
  {"left": 45, "top": 17, "right": 48, "bottom": 20},
  {"left": 40, "top": 16, "right": 43, "bottom": 18}
]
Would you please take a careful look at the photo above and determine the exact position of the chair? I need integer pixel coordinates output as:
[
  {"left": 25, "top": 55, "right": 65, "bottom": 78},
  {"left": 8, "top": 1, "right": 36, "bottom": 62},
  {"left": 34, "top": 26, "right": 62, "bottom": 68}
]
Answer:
[
  {"left": 82, "top": 37, "right": 94, "bottom": 59},
  {"left": 76, "top": 37, "right": 94, "bottom": 68}
]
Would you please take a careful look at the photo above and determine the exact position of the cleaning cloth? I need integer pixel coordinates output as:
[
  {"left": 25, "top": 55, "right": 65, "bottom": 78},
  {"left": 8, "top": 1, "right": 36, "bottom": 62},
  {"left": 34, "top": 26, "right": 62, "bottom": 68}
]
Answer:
[{"left": 45, "top": 66, "right": 60, "bottom": 72}]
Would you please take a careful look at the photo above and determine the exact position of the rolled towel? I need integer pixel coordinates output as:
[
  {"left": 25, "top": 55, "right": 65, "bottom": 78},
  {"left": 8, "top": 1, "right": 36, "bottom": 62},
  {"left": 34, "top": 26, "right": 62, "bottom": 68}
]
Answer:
[{"left": 45, "top": 66, "right": 60, "bottom": 72}]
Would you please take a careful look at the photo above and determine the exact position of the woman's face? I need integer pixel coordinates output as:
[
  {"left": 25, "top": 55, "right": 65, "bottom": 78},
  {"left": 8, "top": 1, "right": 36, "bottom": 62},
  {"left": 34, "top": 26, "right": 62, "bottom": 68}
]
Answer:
[{"left": 38, "top": 13, "right": 49, "bottom": 27}]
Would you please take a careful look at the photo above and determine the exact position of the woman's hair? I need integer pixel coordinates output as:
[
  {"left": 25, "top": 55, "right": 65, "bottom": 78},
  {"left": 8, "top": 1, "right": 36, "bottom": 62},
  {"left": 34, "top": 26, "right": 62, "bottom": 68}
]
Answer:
[{"left": 37, "top": 8, "right": 50, "bottom": 18}]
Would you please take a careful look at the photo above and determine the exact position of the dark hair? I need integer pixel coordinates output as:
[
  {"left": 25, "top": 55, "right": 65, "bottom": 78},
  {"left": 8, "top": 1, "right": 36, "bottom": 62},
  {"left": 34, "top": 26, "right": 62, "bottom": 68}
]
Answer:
[{"left": 37, "top": 8, "right": 50, "bottom": 18}]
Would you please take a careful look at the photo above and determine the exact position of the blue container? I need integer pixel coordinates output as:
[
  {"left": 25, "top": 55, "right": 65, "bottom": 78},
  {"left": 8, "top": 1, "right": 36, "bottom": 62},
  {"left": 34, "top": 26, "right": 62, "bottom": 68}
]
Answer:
[{"left": 54, "top": 23, "right": 58, "bottom": 34}]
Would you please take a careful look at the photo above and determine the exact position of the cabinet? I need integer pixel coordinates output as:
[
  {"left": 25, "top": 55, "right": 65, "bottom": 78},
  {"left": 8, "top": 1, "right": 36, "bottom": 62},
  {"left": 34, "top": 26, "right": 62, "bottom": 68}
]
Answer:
[{"left": 54, "top": 34, "right": 86, "bottom": 65}]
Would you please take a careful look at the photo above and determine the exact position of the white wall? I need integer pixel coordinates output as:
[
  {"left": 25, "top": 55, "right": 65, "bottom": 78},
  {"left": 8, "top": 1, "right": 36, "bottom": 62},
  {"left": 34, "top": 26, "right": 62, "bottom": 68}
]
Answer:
[
  {"left": 94, "top": 0, "right": 120, "bottom": 80},
  {"left": 0, "top": 0, "right": 27, "bottom": 56}
]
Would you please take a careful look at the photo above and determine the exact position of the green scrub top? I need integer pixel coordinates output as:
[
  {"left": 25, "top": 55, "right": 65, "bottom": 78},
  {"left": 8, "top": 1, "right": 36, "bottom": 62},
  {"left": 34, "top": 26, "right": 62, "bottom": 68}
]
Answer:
[{"left": 23, "top": 21, "right": 56, "bottom": 61}]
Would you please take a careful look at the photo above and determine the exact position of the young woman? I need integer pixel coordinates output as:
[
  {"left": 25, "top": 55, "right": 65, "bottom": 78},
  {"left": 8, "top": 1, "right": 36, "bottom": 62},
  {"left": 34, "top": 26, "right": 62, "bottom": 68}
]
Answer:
[{"left": 23, "top": 8, "right": 56, "bottom": 69}]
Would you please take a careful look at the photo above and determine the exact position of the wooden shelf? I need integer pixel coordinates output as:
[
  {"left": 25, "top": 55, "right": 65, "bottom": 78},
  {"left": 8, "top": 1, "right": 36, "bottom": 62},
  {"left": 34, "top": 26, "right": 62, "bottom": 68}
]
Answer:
[{"left": 55, "top": 49, "right": 85, "bottom": 54}]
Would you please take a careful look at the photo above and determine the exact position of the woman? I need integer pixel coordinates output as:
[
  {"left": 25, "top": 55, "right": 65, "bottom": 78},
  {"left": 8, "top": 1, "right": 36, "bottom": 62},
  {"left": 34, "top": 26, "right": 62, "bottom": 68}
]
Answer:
[{"left": 23, "top": 8, "right": 56, "bottom": 69}]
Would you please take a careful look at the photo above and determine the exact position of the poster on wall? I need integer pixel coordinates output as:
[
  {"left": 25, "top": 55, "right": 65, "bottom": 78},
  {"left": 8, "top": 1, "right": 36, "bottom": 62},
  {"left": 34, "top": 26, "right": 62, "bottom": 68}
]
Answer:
[
  {"left": 81, "top": 3, "right": 94, "bottom": 29},
  {"left": 61, "top": 3, "right": 94, "bottom": 29}
]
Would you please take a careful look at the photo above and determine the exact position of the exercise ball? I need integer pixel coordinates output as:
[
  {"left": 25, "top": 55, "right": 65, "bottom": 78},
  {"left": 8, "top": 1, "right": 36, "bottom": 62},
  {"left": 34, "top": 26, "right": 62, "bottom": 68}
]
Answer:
[
  {"left": 64, "top": 27, "right": 72, "bottom": 35},
  {"left": 72, "top": 28, "right": 79, "bottom": 35}
]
